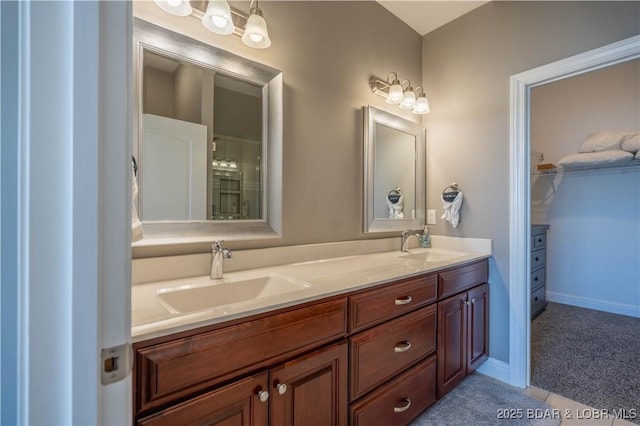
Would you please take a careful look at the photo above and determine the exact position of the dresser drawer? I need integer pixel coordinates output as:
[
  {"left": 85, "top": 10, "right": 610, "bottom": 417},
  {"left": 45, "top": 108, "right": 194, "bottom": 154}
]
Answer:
[
  {"left": 349, "top": 304, "right": 436, "bottom": 400},
  {"left": 438, "top": 260, "right": 488, "bottom": 300},
  {"left": 349, "top": 273, "right": 436, "bottom": 333},
  {"left": 531, "top": 285, "right": 546, "bottom": 312},
  {"left": 531, "top": 267, "right": 545, "bottom": 290},
  {"left": 135, "top": 297, "right": 347, "bottom": 413},
  {"left": 531, "top": 249, "right": 546, "bottom": 271},
  {"left": 350, "top": 355, "right": 436, "bottom": 426},
  {"left": 532, "top": 233, "right": 546, "bottom": 249}
]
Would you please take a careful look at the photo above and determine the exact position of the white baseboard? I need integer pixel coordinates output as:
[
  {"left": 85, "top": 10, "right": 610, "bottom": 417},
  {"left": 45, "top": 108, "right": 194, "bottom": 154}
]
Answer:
[
  {"left": 546, "top": 291, "right": 640, "bottom": 318},
  {"left": 476, "top": 357, "right": 511, "bottom": 384}
]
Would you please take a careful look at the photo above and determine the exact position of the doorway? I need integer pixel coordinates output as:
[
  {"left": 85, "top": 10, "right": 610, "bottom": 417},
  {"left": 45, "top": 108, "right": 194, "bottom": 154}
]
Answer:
[{"left": 507, "top": 35, "right": 640, "bottom": 389}]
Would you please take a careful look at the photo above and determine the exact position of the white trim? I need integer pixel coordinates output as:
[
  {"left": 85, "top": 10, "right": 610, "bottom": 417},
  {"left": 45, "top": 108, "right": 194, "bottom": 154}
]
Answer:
[
  {"left": 509, "top": 35, "right": 640, "bottom": 389},
  {"left": 546, "top": 292, "right": 640, "bottom": 319},
  {"left": 476, "top": 357, "right": 511, "bottom": 384}
]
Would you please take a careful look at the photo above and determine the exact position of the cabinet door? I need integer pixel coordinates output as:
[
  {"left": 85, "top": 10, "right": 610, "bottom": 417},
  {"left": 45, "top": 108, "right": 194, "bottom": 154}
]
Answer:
[
  {"left": 270, "top": 342, "right": 348, "bottom": 426},
  {"left": 436, "top": 294, "right": 467, "bottom": 399},
  {"left": 137, "top": 372, "right": 269, "bottom": 426},
  {"left": 467, "top": 283, "right": 489, "bottom": 373}
]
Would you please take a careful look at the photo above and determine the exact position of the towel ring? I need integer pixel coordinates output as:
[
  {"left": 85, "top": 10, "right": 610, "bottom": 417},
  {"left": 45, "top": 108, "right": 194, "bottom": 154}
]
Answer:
[{"left": 441, "top": 183, "right": 460, "bottom": 202}]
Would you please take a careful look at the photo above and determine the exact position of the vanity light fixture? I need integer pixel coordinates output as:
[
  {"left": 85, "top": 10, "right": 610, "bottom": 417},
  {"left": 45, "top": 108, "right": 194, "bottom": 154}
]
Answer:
[
  {"left": 154, "top": 0, "right": 193, "bottom": 16},
  {"left": 202, "top": 0, "right": 234, "bottom": 35},
  {"left": 398, "top": 80, "right": 416, "bottom": 110},
  {"left": 242, "top": 0, "right": 272, "bottom": 49},
  {"left": 369, "top": 74, "right": 430, "bottom": 115},
  {"left": 412, "top": 88, "right": 430, "bottom": 115},
  {"left": 154, "top": 0, "right": 272, "bottom": 49}
]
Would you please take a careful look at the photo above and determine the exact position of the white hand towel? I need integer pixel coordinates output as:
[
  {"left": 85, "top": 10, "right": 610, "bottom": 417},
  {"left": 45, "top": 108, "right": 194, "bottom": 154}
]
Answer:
[
  {"left": 441, "top": 191, "right": 463, "bottom": 228},
  {"left": 132, "top": 165, "right": 144, "bottom": 242}
]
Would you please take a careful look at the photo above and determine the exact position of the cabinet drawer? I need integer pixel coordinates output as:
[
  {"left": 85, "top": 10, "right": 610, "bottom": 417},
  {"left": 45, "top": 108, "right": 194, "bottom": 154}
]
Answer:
[
  {"left": 349, "top": 273, "right": 436, "bottom": 333},
  {"left": 349, "top": 304, "right": 436, "bottom": 400},
  {"left": 531, "top": 249, "right": 545, "bottom": 271},
  {"left": 438, "top": 260, "right": 488, "bottom": 300},
  {"left": 135, "top": 297, "right": 347, "bottom": 413},
  {"left": 531, "top": 267, "right": 545, "bottom": 290},
  {"left": 531, "top": 285, "right": 546, "bottom": 312},
  {"left": 137, "top": 372, "right": 269, "bottom": 426},
  {"left": 350, "top": 355, "right": 436, "bottom": 426},
  {"left": 532, "top": 233, "right": 546, "bottom": 249}
]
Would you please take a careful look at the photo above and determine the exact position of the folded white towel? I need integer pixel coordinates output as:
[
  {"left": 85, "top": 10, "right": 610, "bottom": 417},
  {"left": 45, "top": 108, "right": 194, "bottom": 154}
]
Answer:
[
  {"left": 132, "top": 165, "right": 144, "bottom": 242},
  {"left": 441, "top": 191, "right": 463, "bottom": 228}
]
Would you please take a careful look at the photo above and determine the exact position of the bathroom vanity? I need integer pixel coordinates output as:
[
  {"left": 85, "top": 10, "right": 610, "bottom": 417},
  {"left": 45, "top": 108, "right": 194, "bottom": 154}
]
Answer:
[{"left": 131, "top": 253, "right": 489, "bottom": 425}]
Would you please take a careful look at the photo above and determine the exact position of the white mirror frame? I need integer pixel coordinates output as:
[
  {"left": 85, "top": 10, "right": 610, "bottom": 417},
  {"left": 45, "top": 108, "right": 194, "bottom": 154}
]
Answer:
[
  {"left": 363, "top": 105, "right": 426, "bottom": 233},
  {"left": 132, "top": 18, "right": 282, "bottom": 248}
]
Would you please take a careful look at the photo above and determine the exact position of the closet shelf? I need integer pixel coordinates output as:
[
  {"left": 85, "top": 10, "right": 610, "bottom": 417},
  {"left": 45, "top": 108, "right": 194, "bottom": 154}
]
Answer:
[{"left": 531, "top": 160, "right": 640, "bottom": 176}]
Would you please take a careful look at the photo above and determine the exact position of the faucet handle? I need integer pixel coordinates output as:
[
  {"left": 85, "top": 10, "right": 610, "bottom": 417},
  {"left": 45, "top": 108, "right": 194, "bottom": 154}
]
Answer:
[{"left": 212, "top": 240, "right": 225, "bottom": 251}]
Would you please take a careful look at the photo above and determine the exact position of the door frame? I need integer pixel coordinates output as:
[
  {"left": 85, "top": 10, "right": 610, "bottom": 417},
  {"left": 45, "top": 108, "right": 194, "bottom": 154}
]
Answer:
[{"left": 508, "top": 34, "right": 640, "bottom": 388}]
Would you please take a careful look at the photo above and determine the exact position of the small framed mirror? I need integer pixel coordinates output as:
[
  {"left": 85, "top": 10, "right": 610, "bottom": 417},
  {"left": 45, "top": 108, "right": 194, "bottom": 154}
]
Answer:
[{"left": 363, "top": 105, "right": 425, "bottom": 233}]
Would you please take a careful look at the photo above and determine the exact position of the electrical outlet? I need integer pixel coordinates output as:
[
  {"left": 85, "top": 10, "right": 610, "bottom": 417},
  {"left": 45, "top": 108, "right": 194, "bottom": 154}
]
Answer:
[{"left": 427, "top": 209, "right": 436, "bottom": 225}]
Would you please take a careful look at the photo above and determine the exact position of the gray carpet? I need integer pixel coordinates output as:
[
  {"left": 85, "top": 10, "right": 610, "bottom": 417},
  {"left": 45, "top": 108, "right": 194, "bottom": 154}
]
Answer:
[
  {"left": 410, "top": 373, "right": 560, "bottom": 426},
  {"left": 531, "top": 302, "right": 640, "bottom": 424}
]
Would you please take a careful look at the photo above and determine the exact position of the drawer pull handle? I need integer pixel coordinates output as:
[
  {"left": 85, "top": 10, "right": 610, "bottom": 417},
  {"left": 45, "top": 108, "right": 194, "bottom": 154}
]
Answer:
[
  {"left": 395, "top": 296, "right": 412, "bottom": 305},
  {"left": 257, "top": 390, "right": 269, "bottom": 403},
  {"left": 275, "top": 383, "right": 288, "bottom": 395},
  {"left": 393, "top": 398, "right": 412, "bottom": 413},
  {"left": 394, "top": 341, "right": 412, "bottom": 352}
]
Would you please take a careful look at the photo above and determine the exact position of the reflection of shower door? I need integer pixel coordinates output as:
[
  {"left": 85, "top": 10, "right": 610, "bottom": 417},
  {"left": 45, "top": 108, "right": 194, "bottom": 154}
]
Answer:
[{"left": 212, "top": 170, "right": 242, "bottom": 219}]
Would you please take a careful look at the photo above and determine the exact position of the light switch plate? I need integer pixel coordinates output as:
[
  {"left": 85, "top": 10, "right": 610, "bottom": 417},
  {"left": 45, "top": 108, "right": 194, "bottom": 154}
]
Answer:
[{"left": 427, "top": 210, "right": 436, "bottom": 225}]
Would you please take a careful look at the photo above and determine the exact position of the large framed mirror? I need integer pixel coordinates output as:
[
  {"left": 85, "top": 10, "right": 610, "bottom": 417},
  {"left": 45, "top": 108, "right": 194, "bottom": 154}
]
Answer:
[
  {"left": 363, "top": 105, "right": 426, "bottom": 233},
  {"left": 133, "top": 18, "right": 282, "bottom": 245}
]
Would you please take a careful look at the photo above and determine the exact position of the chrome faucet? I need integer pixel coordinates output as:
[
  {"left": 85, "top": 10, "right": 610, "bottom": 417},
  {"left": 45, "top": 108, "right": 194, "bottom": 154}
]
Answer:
[
  {"left": 210, "top": 241, "right": 232, "bottom": 279},
  {"left": 401, "top": 230, "right": 420, "bottom": 252}
]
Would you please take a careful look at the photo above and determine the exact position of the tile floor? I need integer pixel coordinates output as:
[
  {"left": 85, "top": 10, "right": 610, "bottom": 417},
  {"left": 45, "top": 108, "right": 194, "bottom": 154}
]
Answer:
[{"left": 524, "top": 385, "right": 638, "bottom": 426}]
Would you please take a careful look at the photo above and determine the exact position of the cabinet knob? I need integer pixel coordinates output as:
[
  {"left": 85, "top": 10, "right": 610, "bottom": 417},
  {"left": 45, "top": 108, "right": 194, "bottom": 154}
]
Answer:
[
  {"left": 276, "top": 383, "right": 288, "bottom": 395},
  {"left": 394, "top": 296, "right": 413, "bottom": 305},
  {"left": 534, "top": 296, "right": 539, "bottom": 302},
  {"left": 470, "top": 298, "right": 476, "bottom": 305},
  {"left": 393, "top": 398, "right": 412, "bottom": 413},
  {"left": 394, "top": 341, "right": 412, "bottom": 353},
  {"left": 535, "top": 257, "right": 540, "bottom": 262},
  {"left": 256, "top": 390, "right": 269, "bottom": 403},
  {"left": 534, "top": 277, "right": 539, "bottom": 282}
]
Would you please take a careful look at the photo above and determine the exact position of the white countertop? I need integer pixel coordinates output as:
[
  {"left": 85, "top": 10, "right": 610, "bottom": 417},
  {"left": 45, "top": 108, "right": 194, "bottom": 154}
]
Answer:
[{"left": 132, "top": 245, "right": 491, "bottom": 342}]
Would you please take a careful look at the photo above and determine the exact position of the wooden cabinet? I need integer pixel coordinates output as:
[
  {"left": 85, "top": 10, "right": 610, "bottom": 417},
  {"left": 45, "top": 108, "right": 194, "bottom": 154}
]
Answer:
[
  {"left": 436, "top": 260, "right": 489, "bottom": 399},
  {"left": 137, "top": 372, "right": 269, "bottom": 426},
  {"left": 270, "top": 342, "right": 348, "bottom": 426},
  {"left": 531, "top": 224, "right": 549, "bottom": 319},
  {"left": 348, "top": 274, "right": 438, "bottom": 425},
  {"left": 133, "top": 258, "right": 489, "bottom": 426}
]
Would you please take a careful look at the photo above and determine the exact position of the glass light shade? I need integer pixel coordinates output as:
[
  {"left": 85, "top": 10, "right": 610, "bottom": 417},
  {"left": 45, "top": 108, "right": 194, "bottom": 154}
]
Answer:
[
  {"left": 399, "top": 90, "right": 416, "bottom": 110},
  {"left": 154, "top": 0, "right": 192, "bottom": 16},
  {"left": 412, "top": 96, "right": 430, "bottom": 114},
  {"left": 242, "top": 10, "right": 271, "bottom": 49},
  {"left": 202, "top": 0, "right": 234, "bottom": 35},
  {"left": 386, "top": 83, "right": 403, "bottom": 104}
]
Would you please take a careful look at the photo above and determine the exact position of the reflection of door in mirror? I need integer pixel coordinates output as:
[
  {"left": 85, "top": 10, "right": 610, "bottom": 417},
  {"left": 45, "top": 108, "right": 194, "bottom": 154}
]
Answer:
[
  {"left": 374, "top": 123, "right": 416, "bottom": 219},
  {"left": 140, "top": 50, "right": 263, "bottom": 221}
]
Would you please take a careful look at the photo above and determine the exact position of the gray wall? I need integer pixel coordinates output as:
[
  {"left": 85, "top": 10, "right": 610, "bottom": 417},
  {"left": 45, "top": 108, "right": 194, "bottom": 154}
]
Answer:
[
  {"left": 134, "top": 1, "right": 422, "bottom": 252},
  {"left": 422, "top": 1, "right": 640, "bottom": 362}
]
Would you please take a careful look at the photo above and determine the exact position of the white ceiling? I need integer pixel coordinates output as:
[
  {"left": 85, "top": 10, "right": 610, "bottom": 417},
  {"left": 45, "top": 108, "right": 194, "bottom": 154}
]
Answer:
[{"left": 376, "top": 0, "right": 489, "bottom": 36}]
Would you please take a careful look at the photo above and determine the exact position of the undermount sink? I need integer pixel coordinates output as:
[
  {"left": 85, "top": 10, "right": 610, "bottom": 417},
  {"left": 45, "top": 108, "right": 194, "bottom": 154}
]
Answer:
[
  {"left": 400, "top": 250, "right": 464, "bottom": 263},
  {"left": 156, "top": 273, "right": 313, "bottom": 314}
]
